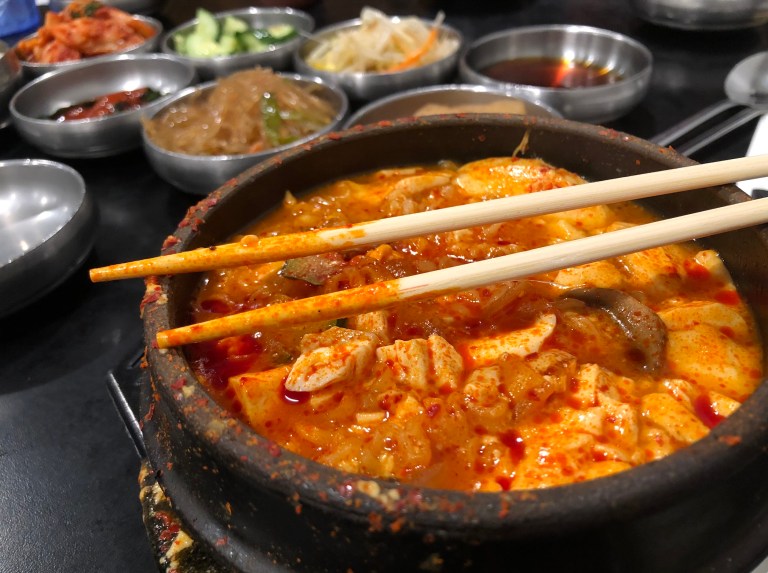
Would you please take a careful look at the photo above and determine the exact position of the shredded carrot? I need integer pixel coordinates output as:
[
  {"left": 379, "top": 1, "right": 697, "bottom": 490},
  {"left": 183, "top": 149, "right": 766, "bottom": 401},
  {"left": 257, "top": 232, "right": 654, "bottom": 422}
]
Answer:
[{"left": 387, "top": 26, "right": 439, "bottom": 72}]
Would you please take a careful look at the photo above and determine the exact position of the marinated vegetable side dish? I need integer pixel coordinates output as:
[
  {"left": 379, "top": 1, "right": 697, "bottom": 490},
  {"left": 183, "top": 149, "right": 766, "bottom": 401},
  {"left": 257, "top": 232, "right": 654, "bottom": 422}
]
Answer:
[
  {"left": 305, "top": 7, "right": 459, "bottom": 73},
  {"left": 173, "top": 8, "right": 298, "bottom": 58},
  {"left": 15, "top": 1, "right": 156, "bottom": 64},
  {"left": 47, "top": 87, "right": 161, "bottom": 121},
  {"left": 186, "top": 156, "right": 763, "bottom": 492},
  {"left": 142, "top": 67, "right": 337, "bottom": 155}
]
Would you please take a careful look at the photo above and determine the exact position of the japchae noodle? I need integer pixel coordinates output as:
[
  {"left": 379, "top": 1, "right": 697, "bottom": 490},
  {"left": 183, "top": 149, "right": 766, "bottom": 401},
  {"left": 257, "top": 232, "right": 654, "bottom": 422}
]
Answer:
[
  {"left": 142, "top": 68, "right": 337, "bottom": 156},
  {"left": 305, "top": 8, "right": 458, "bottom": 73}
]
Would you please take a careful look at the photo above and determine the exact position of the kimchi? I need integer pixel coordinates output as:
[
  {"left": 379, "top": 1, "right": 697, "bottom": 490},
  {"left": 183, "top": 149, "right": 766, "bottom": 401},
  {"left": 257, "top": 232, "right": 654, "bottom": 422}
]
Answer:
[
  {"left": 186, "top": 157, "right": 763, "bottom": 491},
  {"left": 16, "top": 1, "right": 156, "bottom": 64}
]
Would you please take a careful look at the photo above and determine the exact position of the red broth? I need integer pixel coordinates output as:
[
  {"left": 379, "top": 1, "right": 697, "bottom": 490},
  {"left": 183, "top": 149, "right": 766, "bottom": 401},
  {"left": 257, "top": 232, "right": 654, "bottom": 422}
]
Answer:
[{"left": 187, "top": 157, "right": 762, "bottom": 491}]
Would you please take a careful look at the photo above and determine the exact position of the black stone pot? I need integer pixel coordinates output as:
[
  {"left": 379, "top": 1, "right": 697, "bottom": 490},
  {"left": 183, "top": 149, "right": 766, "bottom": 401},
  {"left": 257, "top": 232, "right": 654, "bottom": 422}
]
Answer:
[{"left": 141, "top": 116, "right": 768, "bottom": 573}]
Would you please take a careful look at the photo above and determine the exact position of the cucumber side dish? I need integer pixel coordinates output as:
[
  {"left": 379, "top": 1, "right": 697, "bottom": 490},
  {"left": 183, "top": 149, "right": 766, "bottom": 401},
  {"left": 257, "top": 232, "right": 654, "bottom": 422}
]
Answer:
[{"left": 173, "top": 8, "right": 298, "bottom": 57}]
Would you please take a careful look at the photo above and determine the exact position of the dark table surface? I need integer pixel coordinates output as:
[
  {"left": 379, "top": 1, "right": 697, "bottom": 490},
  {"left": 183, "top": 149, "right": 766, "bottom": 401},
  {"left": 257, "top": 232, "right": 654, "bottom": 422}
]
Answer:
[{"left": 2, "top": 1, "right": 768, "bottom": 571}]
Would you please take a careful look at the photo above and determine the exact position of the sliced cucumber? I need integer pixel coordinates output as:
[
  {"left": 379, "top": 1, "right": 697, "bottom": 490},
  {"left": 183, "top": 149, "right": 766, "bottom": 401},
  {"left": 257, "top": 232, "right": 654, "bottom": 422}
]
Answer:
[
  {"left": 172, "top": 33, "right": 186, "bottom": 53},
  {"left": 266, "top": 24, "right": 297, "bottom": 42},
  {"left": 172, "top": 10, "right": 297, "bottom": 58},
  {"left": 237, "top": 31, "right": 268, "bottom": 53},
  {"left": 217, "top": 33, "right": 240, "bottom": 55},
  {"left": 194, "top": 8, "right": 220, "bottom": 41},
  {"left": 222, "top": 15, "right": 249, "bottom": 36},
  {"left": 184, "top": 34, "right": 223, "bottom": 58}
]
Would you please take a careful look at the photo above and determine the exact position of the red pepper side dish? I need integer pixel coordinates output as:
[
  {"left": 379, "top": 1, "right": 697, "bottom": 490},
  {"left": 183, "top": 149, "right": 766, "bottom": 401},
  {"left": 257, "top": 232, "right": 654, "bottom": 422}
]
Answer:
[
  {"left": 15, "top": 1, "right": 156, "bottom": 64},
  {"left": 47, "top": 88, "right": 161, "bottom": 121},
  {"left": 187, "top": 157, "right": 763, "bottom": 491}
]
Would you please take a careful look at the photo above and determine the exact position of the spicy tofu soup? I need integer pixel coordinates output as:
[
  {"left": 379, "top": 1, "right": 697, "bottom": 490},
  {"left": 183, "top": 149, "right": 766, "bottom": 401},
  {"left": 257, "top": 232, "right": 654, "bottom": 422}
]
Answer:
[{"left": 186, "top": 156, "right": 763, "bottom": 492}]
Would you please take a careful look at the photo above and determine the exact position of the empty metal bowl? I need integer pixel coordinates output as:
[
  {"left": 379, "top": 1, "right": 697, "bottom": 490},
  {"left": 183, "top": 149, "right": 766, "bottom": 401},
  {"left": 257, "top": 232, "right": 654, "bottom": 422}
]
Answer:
[
  {"left": 16, "top": 14, "right": 162, "bottom": 79},
  {"left": 142, "top": 73, "right": 348, "bottom": 196},
  {"left": 0, "top": 159, "right": 96, "bottom": 318},
  {"left": 629, "top": 0, "right": 768, "bottom": 29},
  {"left": 10, "top": 54, "right": 197, "bottom": 159},
  {"left": 294, "top": 17, "right": 463, "bottom": 102},
  {"left": 459, "top": 25, "right": 652, "bottom": 124},
  {"left": 0, "top": 40, "right": 22, "bottom": 130},
  {"left": 345, "top": 84, "right": 561, "bottom": 127},
  {"left": 161, "top": 7, "right": 314, "bottom": 80},
  {"left": 48, "top": 0, "right": 166, "bottom": 14}
]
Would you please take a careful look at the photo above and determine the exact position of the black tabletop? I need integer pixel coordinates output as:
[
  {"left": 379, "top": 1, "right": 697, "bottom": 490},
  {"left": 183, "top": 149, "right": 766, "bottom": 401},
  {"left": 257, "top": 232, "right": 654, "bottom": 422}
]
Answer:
[{"left": 2, "top": 1, "right": 768, "bottom": 571}]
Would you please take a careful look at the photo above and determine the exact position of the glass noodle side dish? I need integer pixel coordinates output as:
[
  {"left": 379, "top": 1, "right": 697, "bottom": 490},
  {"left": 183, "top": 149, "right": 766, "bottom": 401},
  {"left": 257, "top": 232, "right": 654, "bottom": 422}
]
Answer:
[
  {"left": 304, "top": 7, "right": 459, "bottom": 73},
  {"left": 141, "top": 68, "right": 337, "bottom": 156},
  {"left": 185, "top": 156, "right": 763, "bottom": 492}
]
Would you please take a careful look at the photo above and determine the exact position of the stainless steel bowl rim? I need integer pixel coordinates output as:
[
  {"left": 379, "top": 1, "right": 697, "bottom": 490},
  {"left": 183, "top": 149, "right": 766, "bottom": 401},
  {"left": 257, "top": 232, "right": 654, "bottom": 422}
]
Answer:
[
  {"left": 10, "top": 53, "right": 196, "bottom": 126},
  {"left": 629, "top": 0, "right": 768, "bottom": 30},
  {"left": 17, "top": 14, "right": 162, "bottom": 72},
  {"left": 461, "top": 24, "right": 653, "bottom": 94},
  {"left": 345, "top": 83, "right": 563, "bottom": 126},
  {"left": 141, "top": 72, "right": 349, "bottom": 160},
  {"left": 161, "top": 7, "right": 314, "bottom": 64},
  {"left": 0, "top": 158, "right": 87, "bottom": 265},
  {"left": 49, "top": 0, "right": 165, "bottom": 14},
  {"left": 297, "top": 17, "right": 463, "bottom": 79}
]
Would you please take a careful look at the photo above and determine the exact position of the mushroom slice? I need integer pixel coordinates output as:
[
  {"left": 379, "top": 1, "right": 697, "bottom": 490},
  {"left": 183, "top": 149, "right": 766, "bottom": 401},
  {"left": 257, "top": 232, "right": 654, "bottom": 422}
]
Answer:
[
  {"left": 562, "top": 287, "right": 667, "bottom": 375},
  {"left": 280, "top": 251, "right": 346, "bottom": 285}
]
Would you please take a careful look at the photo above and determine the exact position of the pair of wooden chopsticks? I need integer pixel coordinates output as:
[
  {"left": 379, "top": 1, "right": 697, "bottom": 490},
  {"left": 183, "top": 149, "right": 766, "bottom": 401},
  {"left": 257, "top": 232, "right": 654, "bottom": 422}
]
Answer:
[{"left": 89, "top": 155, "right": 768, "bottom": 348}]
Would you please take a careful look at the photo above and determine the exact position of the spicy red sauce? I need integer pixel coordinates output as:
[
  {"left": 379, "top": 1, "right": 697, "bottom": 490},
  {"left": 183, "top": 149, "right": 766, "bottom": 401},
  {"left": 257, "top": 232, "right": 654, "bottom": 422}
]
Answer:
[{"left": 48, "top": 87, "right": 161, "bottom": 121}]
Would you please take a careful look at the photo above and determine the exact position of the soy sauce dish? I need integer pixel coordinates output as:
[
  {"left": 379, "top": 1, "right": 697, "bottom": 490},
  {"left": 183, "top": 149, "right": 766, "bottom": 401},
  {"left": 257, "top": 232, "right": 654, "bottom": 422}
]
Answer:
[
  {"left": 459, "top": 25, "right": 653, "bottom": 123},
  {"left": 139, "top": 116, "right": 768, "bottom": 572}
]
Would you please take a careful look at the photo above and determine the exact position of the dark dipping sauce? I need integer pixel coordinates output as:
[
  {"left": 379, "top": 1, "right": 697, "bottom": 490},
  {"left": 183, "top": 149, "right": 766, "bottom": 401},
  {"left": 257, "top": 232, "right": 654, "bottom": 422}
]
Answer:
[
  {"left": 48, "top": 87, "right": 161, "bottom": 121},
  {"left": 480, "top": 57, "right": 622, "bottom": 88}
]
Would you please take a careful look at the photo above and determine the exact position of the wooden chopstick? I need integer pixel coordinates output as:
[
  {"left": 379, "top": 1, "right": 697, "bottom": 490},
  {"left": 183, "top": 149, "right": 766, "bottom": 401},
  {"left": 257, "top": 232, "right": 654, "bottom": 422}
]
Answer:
[
  {"left": 91, "top": 155, "right": 768, "bottom": 283},
  {"left": 156, "top": 197, "right": 768, "bottom": 348}
]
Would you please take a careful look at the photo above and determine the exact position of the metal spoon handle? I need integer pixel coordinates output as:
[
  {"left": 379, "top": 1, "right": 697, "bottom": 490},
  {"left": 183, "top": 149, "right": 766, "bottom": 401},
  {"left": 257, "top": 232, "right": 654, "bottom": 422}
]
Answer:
[
  {"left": 650, "top": 99, "right": 739, "bottom": 147},
  {"left": 676, "top": 107, "right": 763, "bottom": 156}
]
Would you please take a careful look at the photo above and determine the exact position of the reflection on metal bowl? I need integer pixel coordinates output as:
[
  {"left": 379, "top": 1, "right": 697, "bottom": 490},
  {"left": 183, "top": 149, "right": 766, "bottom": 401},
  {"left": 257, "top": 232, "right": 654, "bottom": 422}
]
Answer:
[
  {"left": 141, "top": 116, "right": 768, "bottom": 572},
  {"left": 629, "top": 0, "right": 768, "bottom": 30},
  {"left": 0, "top": 159, "right": 96, "bottom": 318},
  {"left": 459, "top": 25, "right": 652, "bottom": 124}
]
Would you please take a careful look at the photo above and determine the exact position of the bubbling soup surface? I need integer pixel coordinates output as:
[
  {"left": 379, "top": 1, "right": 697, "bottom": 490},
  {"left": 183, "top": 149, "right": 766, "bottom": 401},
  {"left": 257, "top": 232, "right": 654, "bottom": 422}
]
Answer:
[{"left": 187, "top": 156, "right": 763, "bottom": 492}]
